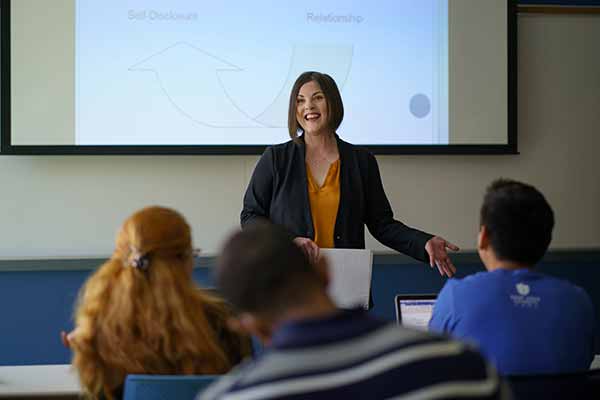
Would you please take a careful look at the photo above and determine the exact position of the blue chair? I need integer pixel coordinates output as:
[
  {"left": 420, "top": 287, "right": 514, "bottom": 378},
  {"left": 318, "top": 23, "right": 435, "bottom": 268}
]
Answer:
[
  {"left": 123, "top": 374, "right": 219, "bottom": 400},
  {"left": 251, "top": 335, "right": 265, "bottom": 357}
]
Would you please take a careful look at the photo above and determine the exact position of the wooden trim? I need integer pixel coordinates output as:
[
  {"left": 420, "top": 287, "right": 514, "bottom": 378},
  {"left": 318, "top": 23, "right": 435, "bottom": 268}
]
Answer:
[{"left": 518, "top": 5, "right": 600, "bottom": 14}]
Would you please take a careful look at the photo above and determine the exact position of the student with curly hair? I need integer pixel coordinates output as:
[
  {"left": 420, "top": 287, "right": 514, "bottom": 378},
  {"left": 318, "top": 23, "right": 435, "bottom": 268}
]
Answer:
[{"left": 65, "top": 206, "right": 251, "bottom": 400}]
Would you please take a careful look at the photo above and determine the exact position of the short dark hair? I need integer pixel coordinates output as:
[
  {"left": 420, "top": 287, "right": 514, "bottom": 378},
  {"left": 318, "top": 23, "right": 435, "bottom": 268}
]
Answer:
[
  {"left": 216, "top": 222, "right": 323, "bottom": 316},
  {"left": 480, "top": 179, "right": 554, "bottom": 266},
  {"left": 288, "top": 71, "right": 344, "bottom": 141}
]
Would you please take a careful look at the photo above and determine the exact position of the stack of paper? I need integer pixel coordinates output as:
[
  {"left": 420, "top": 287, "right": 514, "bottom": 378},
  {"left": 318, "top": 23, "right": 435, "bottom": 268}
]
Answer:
[{"left": 320, "top": 248, "right": 373, "bottom": 310}]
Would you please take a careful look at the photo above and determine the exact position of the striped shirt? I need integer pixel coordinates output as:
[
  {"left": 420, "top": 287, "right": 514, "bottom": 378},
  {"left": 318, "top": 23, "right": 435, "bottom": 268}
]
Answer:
[{"left": 199, "top": 309, "right": 509, "bottom": 400}]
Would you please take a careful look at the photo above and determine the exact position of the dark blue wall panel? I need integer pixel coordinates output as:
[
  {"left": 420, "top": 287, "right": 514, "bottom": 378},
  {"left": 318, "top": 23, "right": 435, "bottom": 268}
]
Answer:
[
  {"left": 1, "top": 255, "right": 599, "bottom": 365},
  {"left": 0, "top": 268, "right": 214, "bottom": 366},
  {"left": 0, "top": 270, "right": 85, "bottom": 365}
]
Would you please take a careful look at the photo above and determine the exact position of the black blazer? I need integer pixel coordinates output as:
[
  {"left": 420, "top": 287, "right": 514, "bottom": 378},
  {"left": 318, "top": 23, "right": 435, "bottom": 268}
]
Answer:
[{"left": 241, "top": 135, "right": 433, "bottom": 263}]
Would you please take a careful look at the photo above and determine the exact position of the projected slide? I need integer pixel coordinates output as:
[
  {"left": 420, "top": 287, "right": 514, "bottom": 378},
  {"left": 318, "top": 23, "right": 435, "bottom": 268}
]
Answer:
[{"left": 75, "top": 0, "right": 448, "bottom": 146}]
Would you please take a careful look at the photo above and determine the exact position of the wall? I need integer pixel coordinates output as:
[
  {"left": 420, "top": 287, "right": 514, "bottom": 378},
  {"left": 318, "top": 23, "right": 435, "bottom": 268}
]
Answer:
[
  {"left": 0, "top": 9, "right": 599, "bottom": 366},
  {"left": 1, "top": 14, "right": 599, "bottom": 258}
]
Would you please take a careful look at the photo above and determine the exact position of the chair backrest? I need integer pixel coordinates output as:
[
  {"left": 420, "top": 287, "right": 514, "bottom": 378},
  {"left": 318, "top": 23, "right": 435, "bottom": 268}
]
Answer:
[
  {"left": 506, "top": 368, "right": 600, "bottom": 400},
  {"left": 123, "top": 374, "right": 219, "bottom": 400}
]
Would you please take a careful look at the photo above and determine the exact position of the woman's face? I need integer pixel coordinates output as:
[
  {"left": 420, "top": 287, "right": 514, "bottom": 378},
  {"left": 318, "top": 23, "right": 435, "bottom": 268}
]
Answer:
[{"left": 296, "top": 80, "right": 329, "bottom": 136}]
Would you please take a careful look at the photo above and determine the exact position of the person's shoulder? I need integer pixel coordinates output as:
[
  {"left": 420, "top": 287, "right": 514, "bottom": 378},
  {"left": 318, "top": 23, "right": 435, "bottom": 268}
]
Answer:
[
  {"left": 405, "top": 334, "right": 501, "bottom": 394},
  {"left": 202, "top": 297, "right": 253, "bottom": 364},
  {"left": 437, "top": 272, "right": 499, "bottom": 305},
  {"left": 254, "top": 140, "right": 297, "bottom": 169},
  {"left": 376, "top": 325, "right": 500, "bottom": 393},
  {"left": 376, "top": 322, "right": 467, "bottom": 353},
  {"left": 337, "top": 136, "right": 371, "bottom": 158},
  {"left": 262, "top": 140, "right": 300, "bottom": 162},
  {"left": 539, "top": 273, "right": 593, "bottom": 303},
  {"left": 269, "top": 139, "right": 296, "bottom": 152},
  {"left": 336, "top": 136, "right": 378, "bottom": 171},
  {"left": 197, "top": 358, "right": 256, "bottom": 400},
  {"left": 345, "top": 322, "right": 476, "bottom": 366},
  {"left": 443, "top": 271, "right": 491, "bottom": 291},
  {"left": 464, "top": 269, "right": 519, "bottom": 291}
]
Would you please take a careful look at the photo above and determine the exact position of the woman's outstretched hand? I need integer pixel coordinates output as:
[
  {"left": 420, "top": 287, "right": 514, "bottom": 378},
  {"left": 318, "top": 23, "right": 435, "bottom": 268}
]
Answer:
[{"left": 425, "top": 236, "right": 459, "bottom": 277}]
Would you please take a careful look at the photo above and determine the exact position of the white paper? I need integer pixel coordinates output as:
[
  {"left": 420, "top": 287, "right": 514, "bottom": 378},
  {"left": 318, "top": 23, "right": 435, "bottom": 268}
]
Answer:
[{"left": 321, "top": 248, "right": 373, "bottom": 309}]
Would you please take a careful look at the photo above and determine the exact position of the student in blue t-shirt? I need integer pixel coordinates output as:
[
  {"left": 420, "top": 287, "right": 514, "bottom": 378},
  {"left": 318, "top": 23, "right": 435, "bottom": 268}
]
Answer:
[{"left": 429, "top": 178, "right": 596, "bottom": 375}]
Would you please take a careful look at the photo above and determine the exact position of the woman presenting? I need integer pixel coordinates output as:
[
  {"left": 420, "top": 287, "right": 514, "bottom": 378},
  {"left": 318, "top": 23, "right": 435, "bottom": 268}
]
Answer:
[{"left": 241, "top": 71, "right": 458, "bottom": 276}]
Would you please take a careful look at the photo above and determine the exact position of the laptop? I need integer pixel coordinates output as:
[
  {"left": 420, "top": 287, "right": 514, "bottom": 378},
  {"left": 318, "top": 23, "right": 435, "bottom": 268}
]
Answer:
[{"left": 395, "top": 294, "right": 437, "bottom": 331}]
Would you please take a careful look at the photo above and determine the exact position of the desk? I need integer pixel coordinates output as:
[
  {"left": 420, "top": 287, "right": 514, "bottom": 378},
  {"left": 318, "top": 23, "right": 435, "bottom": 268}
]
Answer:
[
  {"left": 0, "top": 365, "right": 79, "bottom": 399},
  {"left": 1, "top": 357, "right": 599, "bottom": 398}
]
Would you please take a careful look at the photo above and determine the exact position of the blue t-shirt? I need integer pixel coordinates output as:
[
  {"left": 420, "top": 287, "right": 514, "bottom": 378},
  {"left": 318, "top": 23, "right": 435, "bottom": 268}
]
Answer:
[{"left": 429, "top": 268, "right": 596, "bottom": 375}]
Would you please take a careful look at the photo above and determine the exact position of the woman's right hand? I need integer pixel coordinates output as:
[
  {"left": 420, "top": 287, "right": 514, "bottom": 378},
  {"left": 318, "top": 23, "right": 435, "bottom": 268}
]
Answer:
[
  {"left": 61, "top": 330, "right": 76, "bottom": 348},
  {"left": 293, "top": 237, "right": 320, "bottom": 264}
]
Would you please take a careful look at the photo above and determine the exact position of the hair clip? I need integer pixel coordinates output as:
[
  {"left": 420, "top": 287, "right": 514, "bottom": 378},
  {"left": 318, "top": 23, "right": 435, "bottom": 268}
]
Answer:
[
  {"left": 131, "top": 255, "right": 150, "bottom": 270},
  {"left": 129, "top": 246, "right": 150, "bottom": 271}
]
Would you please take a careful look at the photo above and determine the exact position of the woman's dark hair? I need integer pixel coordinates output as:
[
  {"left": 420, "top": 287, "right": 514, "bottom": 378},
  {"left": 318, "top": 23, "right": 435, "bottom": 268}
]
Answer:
[
  {"left": 288, "top": 71, "right": 344, "bottom": 141},
  {"left": 480, "top": 179, "right": 554, "bottom": 266}
]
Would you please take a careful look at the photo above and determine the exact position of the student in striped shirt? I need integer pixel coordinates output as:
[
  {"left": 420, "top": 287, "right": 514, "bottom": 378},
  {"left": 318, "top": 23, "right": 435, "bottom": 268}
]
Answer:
[{"left": 199, "top": 222, "right": 509, "bottom": 400}]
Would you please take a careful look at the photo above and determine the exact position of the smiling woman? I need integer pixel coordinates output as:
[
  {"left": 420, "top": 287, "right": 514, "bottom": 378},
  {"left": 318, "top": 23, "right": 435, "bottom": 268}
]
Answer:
[{"left": 241, "top": 71, "right": 460, "bottom": 280}]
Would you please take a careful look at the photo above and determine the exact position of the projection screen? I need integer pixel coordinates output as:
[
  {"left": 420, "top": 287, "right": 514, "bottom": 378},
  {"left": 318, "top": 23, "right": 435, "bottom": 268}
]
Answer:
[{"left": 1, "top": 0, "right": 517, "bottom": 154}]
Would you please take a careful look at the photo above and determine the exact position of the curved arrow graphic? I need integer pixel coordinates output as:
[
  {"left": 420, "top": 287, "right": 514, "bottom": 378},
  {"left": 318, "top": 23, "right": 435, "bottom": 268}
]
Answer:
[
  {"left": 219, "top": 45, "right": 354, "bottom": 128},
  {"left": 129, "top": 42, "right": 263, "bottom": 128},
  {"left": 130, "top": 42, "right": 354, "bottom": 129}
]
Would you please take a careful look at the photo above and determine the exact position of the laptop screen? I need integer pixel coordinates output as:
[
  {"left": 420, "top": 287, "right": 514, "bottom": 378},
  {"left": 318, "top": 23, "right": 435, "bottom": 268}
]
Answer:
[{"left": 395, "top": 295, "right": 437, "bottom": 331}]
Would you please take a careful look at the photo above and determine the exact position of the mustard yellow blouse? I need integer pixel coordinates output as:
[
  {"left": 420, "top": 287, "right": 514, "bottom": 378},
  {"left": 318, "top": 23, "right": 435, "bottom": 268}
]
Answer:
[{"left": 306, "top": 160, "right": 341, "bottom": 248}]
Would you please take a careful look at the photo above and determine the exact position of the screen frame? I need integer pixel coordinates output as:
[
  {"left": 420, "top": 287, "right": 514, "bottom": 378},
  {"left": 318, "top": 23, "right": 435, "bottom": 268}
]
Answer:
[
  {"left": 394, "top": 293, "right": 438, "bottom": 326},
  {"left": 0, "top": 0, "right": 518, "bottom": 156}
]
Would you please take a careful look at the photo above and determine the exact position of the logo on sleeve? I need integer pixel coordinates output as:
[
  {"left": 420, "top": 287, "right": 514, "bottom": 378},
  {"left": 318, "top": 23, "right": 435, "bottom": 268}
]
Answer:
[{"left": 511, "top": 282, "right": 540, "bottom": 308}]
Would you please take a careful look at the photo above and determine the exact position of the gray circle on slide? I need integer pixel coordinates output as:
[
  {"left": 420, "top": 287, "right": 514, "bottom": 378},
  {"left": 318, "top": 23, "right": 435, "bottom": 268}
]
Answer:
[{"left": 409, "top": 94, "right": 431, "bottom": 118}]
